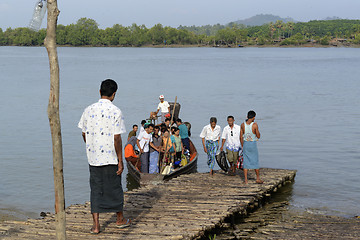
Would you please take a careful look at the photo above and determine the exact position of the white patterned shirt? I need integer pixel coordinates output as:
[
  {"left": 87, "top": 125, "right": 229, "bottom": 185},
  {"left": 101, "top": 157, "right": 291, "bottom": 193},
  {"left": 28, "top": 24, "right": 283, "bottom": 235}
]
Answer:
[
  {"left": 78, "top": 99, "right": 126, "bottom": 166},
  {"left": 221, "top": 124, "right": 241, "bottom": 151},
  {"left": 200, "top": 124, "right": 221, "bottom": 141}
]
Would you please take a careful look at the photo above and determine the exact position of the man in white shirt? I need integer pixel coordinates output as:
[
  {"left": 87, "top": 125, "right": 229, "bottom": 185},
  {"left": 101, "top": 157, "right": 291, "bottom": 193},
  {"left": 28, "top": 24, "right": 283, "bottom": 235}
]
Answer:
[
  {"left": 78, "top": 79, "right": 130, "bottom": 233},
  {"left": 220, "top": 116, "right": 241, "bottom": 175},
  {"left": 155, "top": 95, "right": 170, "bottom": 123},
  {"left": 136, "top": 124, "right": 158, "bottom": 173},
  {"left": 200, "top": 117, "right": 221, "bottom": 175}
]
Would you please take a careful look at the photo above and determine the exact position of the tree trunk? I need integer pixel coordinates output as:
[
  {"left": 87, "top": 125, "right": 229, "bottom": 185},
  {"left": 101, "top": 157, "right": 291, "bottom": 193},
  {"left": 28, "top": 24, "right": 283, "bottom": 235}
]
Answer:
[{"left": 44, "top": 0, "right": 66, "bottom": 239}]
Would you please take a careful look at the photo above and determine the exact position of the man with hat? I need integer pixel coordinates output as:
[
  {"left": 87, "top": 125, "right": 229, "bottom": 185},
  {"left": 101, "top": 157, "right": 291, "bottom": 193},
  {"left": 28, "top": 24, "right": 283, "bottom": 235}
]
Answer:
[{"left": 155, "top": 95, "right": 170, "bottom": 123}]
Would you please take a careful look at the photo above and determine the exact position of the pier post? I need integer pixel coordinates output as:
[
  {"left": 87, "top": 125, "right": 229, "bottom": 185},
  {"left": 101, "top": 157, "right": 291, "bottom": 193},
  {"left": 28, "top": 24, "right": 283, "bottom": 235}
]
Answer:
[{"left": 44, "top": 0, "right": 66, "bottom": 239}]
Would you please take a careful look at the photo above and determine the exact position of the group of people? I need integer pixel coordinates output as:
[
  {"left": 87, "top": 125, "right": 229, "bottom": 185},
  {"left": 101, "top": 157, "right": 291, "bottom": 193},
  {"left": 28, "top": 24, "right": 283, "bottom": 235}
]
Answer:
[
  {"left": 200, "top": 112, "right": 263, "bottom": 184},
  {"left": 124, "top": 115, "right": 191, "bottom": 174},
  {"left": 78, "top": 79, "right": 262, "bottom": 234}
]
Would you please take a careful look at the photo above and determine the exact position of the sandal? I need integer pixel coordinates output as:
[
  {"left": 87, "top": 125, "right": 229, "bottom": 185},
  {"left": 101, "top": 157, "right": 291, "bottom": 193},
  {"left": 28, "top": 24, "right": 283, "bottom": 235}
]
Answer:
[{"left": 117, "top": 219, "right": 131, "bottom": 229}]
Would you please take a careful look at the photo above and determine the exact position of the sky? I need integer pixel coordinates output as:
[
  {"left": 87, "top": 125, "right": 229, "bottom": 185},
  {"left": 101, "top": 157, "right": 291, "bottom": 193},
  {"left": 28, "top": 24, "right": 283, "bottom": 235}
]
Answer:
[{"left": 1, "top": 0, "right": 360, "bottom": 30}]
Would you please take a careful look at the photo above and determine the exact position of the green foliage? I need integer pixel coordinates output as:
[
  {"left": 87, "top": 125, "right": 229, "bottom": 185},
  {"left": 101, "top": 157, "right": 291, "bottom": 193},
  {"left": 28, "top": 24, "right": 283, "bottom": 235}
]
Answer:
[{"left": 3, "top": 18, "right": 360, "bottom": 47}]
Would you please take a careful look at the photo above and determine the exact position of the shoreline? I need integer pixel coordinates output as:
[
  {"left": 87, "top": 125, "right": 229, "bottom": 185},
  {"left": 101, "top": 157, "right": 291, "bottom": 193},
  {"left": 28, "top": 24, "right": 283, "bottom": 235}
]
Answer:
[{"left": 2, "top": 43, "right": 360, "bottom": 48}]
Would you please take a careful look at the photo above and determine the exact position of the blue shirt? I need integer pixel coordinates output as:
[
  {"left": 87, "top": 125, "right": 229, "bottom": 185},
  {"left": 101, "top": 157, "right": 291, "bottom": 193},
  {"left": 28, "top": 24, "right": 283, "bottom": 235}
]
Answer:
[{"left": 178, "top": 124, "right": 189, "bottom": 139}]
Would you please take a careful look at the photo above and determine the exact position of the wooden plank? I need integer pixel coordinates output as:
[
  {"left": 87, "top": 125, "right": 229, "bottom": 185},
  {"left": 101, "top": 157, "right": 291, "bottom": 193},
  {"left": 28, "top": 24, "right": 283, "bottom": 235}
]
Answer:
[{"left": 0, "top": 168, "right": 296, "bottom": 240}]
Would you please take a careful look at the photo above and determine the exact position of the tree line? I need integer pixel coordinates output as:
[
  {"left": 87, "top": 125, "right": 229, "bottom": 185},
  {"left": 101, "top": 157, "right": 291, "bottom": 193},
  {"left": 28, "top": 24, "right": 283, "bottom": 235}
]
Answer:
[{"left": 1, "top": 18, "right": 360, "bottom": 47}]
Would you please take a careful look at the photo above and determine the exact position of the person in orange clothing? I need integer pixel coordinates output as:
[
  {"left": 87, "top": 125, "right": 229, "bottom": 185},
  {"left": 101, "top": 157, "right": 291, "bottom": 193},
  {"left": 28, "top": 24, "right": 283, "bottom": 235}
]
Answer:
[{"left": 124, "top": 136, "right": 140, "bottom": 170}]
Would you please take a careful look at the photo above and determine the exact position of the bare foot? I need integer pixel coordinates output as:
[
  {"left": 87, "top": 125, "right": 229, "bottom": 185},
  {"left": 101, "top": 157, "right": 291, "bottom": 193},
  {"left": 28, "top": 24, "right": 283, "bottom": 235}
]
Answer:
[
  {"left": 90, "top": 226, "right": 100, "bottom": 234},
  {"left": 244, "top": 180, "right": 248, "bottom": 184},
  {"left": 256, "top": 179, "right": 264, "bottom": 184}
]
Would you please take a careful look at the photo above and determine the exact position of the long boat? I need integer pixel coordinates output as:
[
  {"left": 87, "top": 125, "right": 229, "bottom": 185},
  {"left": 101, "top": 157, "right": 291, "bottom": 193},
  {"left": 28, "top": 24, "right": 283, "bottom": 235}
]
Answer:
[{"left": 126, "top": 138, "right": 198, "bottom": 185}]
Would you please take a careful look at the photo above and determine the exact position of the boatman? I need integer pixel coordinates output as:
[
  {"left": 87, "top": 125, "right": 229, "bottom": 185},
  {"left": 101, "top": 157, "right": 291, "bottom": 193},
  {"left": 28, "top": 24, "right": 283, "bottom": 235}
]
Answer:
[
  {"left": 220, "top": 116, "right": 241, "bottom": 176},
  {"left": 155, "top": 95, "right": 170, "bottom": 123},
  {"left": 78, "top": 79, "right": 131, "bottom": 234}
]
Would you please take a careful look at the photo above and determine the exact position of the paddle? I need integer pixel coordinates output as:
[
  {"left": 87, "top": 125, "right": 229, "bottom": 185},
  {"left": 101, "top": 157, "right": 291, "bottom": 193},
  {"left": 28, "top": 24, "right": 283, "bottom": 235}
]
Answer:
[{"left": 159, "top": 96, "right": 177, "bottom": 173}]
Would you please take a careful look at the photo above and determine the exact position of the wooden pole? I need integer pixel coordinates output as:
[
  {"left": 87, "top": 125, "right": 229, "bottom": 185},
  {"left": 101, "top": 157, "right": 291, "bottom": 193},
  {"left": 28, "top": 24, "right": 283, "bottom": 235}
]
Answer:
[{"left": 44, "top": 1, "right": 66, "bottom": 239}]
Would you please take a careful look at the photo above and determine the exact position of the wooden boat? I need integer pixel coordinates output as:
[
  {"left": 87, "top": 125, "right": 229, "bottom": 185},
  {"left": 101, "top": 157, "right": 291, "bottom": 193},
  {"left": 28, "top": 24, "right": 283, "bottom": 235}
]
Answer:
[{"left": 126, "top": 138, "right": 198, "bottom": 185}]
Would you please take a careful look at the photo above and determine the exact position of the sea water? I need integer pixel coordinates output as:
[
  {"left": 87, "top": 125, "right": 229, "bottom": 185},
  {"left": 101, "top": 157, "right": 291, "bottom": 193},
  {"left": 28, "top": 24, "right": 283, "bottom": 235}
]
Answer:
[{"left": 0, "top": 46, "right": 359, "bottom": 219}]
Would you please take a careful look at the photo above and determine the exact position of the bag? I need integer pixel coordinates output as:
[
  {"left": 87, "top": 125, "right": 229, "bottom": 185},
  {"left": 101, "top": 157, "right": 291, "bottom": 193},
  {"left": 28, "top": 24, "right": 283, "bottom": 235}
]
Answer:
[
  {"left": 180, "top": 154, "right": 188, "bottom": 166},
  {"left": 216, "top": 151, "right": 229, "bottom": 172},
  {"left": 236, "top": 150, "right": 243, "bottom": 170},
  {"left": 162, "top": 164, "right": 172, "bottom": 175}
]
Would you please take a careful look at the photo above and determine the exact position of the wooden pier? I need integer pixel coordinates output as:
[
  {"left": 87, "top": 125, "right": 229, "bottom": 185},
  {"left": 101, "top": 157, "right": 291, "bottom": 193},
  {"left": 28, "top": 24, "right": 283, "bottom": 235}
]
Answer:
[{"left": 0, "top": 168, "right": 296, "bottom": 240}]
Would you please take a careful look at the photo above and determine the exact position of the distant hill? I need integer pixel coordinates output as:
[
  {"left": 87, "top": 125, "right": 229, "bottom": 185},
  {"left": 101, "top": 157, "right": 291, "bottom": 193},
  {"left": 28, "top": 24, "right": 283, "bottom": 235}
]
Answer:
[{"left": 230, "top": 14, "right": 297, "bottom": 26}]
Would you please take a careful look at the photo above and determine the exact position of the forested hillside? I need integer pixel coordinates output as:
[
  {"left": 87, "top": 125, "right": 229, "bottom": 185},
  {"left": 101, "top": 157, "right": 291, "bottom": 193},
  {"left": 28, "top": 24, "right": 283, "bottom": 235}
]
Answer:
[{"left": 1, "top": 18, "right": 360, "bottom": 47}]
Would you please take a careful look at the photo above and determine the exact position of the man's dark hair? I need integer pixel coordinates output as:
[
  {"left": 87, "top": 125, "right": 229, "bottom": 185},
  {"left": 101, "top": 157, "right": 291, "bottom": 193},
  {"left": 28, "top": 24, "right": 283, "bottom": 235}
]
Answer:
[
  {"left": 210, "top": 117, "right": 217, "bottom": 123},
  {"left": 171, "top": 126, "right": 178, "bottom": 132},
  {"left": 176, "top": 118, "right": 182, "bottom": 123},
  {"left": 227, "top": 116, "right": 234, "bottom": 120},
  {"left": 141, "top": 120, "right": 146, "bottom": 125},
  {"left": 154, "top": 126, "right": 160, "bottom": 130},
  {"left": 165, "top": 118, "right": 170, "bottom": 122},
  {"left": 247, "top": 110, "right": 256, "bottom": 119},
  {"left": 100, "top": 79, "right": 118, "bottom": 97},
  {"left": 148, "top": 123, "right": 155, "bottom": 129},
  {"left": 132, "top": 124, "right": 138, "bottom": 128}
]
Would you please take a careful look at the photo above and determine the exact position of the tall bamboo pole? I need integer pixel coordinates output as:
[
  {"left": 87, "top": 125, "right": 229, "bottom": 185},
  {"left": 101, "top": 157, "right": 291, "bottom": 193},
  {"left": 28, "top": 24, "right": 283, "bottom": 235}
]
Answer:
[{"left": 44, "top": 0, "right": 66, "bottom": 239}]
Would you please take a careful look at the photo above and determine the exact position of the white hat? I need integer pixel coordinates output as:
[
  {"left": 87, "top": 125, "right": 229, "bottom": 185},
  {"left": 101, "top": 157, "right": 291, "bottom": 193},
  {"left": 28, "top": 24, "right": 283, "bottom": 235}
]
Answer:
[{"left": 159, "top": 95, "right": 164, "bottom": 99}]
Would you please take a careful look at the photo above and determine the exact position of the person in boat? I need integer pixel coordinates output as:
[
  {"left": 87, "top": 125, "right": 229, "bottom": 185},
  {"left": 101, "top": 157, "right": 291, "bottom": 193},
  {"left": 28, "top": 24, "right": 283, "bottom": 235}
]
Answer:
[
  {"left": 139, "top": 120, "right": 146, "bottom": 135},
  {"left": 176, "top": 118, "right": 190, "bottom": 151},
  {"left": 127, "top": 124, "right": 138, "bottom": 142},
  {"left": 124, "top": 136, "right": 141, "bottom": 170},
  {"left": 161, "top": 129, "right": 175, "bottom": 164},
  {"left": 155, "top": 95, "right": 170, "bottom": 123},
  {"left": 78, "top": 79, "right": 130, "bottom": 233},
  {"left": 137, "top": 123, "right": 158, "bottom": 173},
  {"left": 170, "top": 127, "right": 184, "bottom": 168},
  {"left": 220, "top": 116, "right": 241, "bottom": 176},
  {"left": 240, "top": 110, "right": 263, "bottom": 184},
  {"left": 200, "top": 117, "right": 221, "bottom": 175},
  {"left": 149, "top": 126, "right": 162, "bottom": 174}
]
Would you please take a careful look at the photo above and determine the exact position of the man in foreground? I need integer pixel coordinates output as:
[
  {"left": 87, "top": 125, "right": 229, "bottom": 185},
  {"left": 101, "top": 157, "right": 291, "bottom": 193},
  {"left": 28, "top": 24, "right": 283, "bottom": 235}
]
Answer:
[{"left": 78, "top": 79, "right": 130, "bottom": 234}]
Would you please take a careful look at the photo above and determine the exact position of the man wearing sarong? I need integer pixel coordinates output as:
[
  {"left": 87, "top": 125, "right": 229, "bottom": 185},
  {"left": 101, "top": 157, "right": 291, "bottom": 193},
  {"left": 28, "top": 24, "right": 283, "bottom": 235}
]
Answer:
[
  {"left": 78, "top": 79, "right": 130, "bottom": 234},
  {"left": 176, "top": 118, "right": 190, "bottom": 151},
  {"left": 149, "top": 126, "right": 162, "bottom": 174},
  {"left": 220, "top": 116, "right": 241, "bottom": 176},
  {"left": 200, "top": 117, "right": 221, "bottom": 175},
  {"left": 240, "top": 110, "right": 263, "bottom": 184}
]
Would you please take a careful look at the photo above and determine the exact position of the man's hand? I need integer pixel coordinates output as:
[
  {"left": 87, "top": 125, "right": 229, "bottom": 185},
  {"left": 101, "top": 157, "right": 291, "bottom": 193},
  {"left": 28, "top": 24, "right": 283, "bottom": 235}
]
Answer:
[
  {"left": 203, "top": 146, "right": 207, "bottom": 153},
  {"left": 220, "top": 147, "right": 223, "bottom": 152},
  {"left": 116, "top": 165, "right": 124, "bottom": 176}
]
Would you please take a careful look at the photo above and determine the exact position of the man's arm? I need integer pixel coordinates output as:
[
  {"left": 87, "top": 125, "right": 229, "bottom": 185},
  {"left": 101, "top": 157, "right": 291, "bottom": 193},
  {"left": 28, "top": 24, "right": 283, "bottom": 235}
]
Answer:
[
  {"left": 220, "top": 138, "right": 226, "bottom": 152},
  {"left": 149, "top": 142, "right": 159, "bottom": 152},
  {"left": 82, "top": 132, "right": 86, "bottom": 143},
  {"left": 201, "top": 138, "right": 207, "bottom": 153},
  {"left": 253, "top": 122, "right": 261, "bottom": 139},
  {"left": 114, "top": 134, "right": 123, "bottom": 175},
  {"left": 240, "top": 123, "right": 244, "bottom": 148},
  {"left": 136, "top": 139, "right": 143, "bottom": 153}
]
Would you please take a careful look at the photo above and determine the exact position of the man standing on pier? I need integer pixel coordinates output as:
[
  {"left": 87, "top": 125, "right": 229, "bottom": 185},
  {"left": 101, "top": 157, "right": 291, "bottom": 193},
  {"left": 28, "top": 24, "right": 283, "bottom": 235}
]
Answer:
[
  {"left": 78, "top": 79, "right": 131, "bottom": 234},
  {"left": 240, "top": 110, "right": 263, "bottom": 184},
  {"left": 220, "top": 116, "right": 241, "bottom": 175}
]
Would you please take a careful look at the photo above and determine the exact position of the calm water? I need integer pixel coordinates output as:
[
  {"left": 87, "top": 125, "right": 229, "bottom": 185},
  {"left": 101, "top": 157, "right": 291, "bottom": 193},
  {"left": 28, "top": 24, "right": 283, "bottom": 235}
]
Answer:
[{"left": 0, "top": 46, "right": 359, "bottom": 220}]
